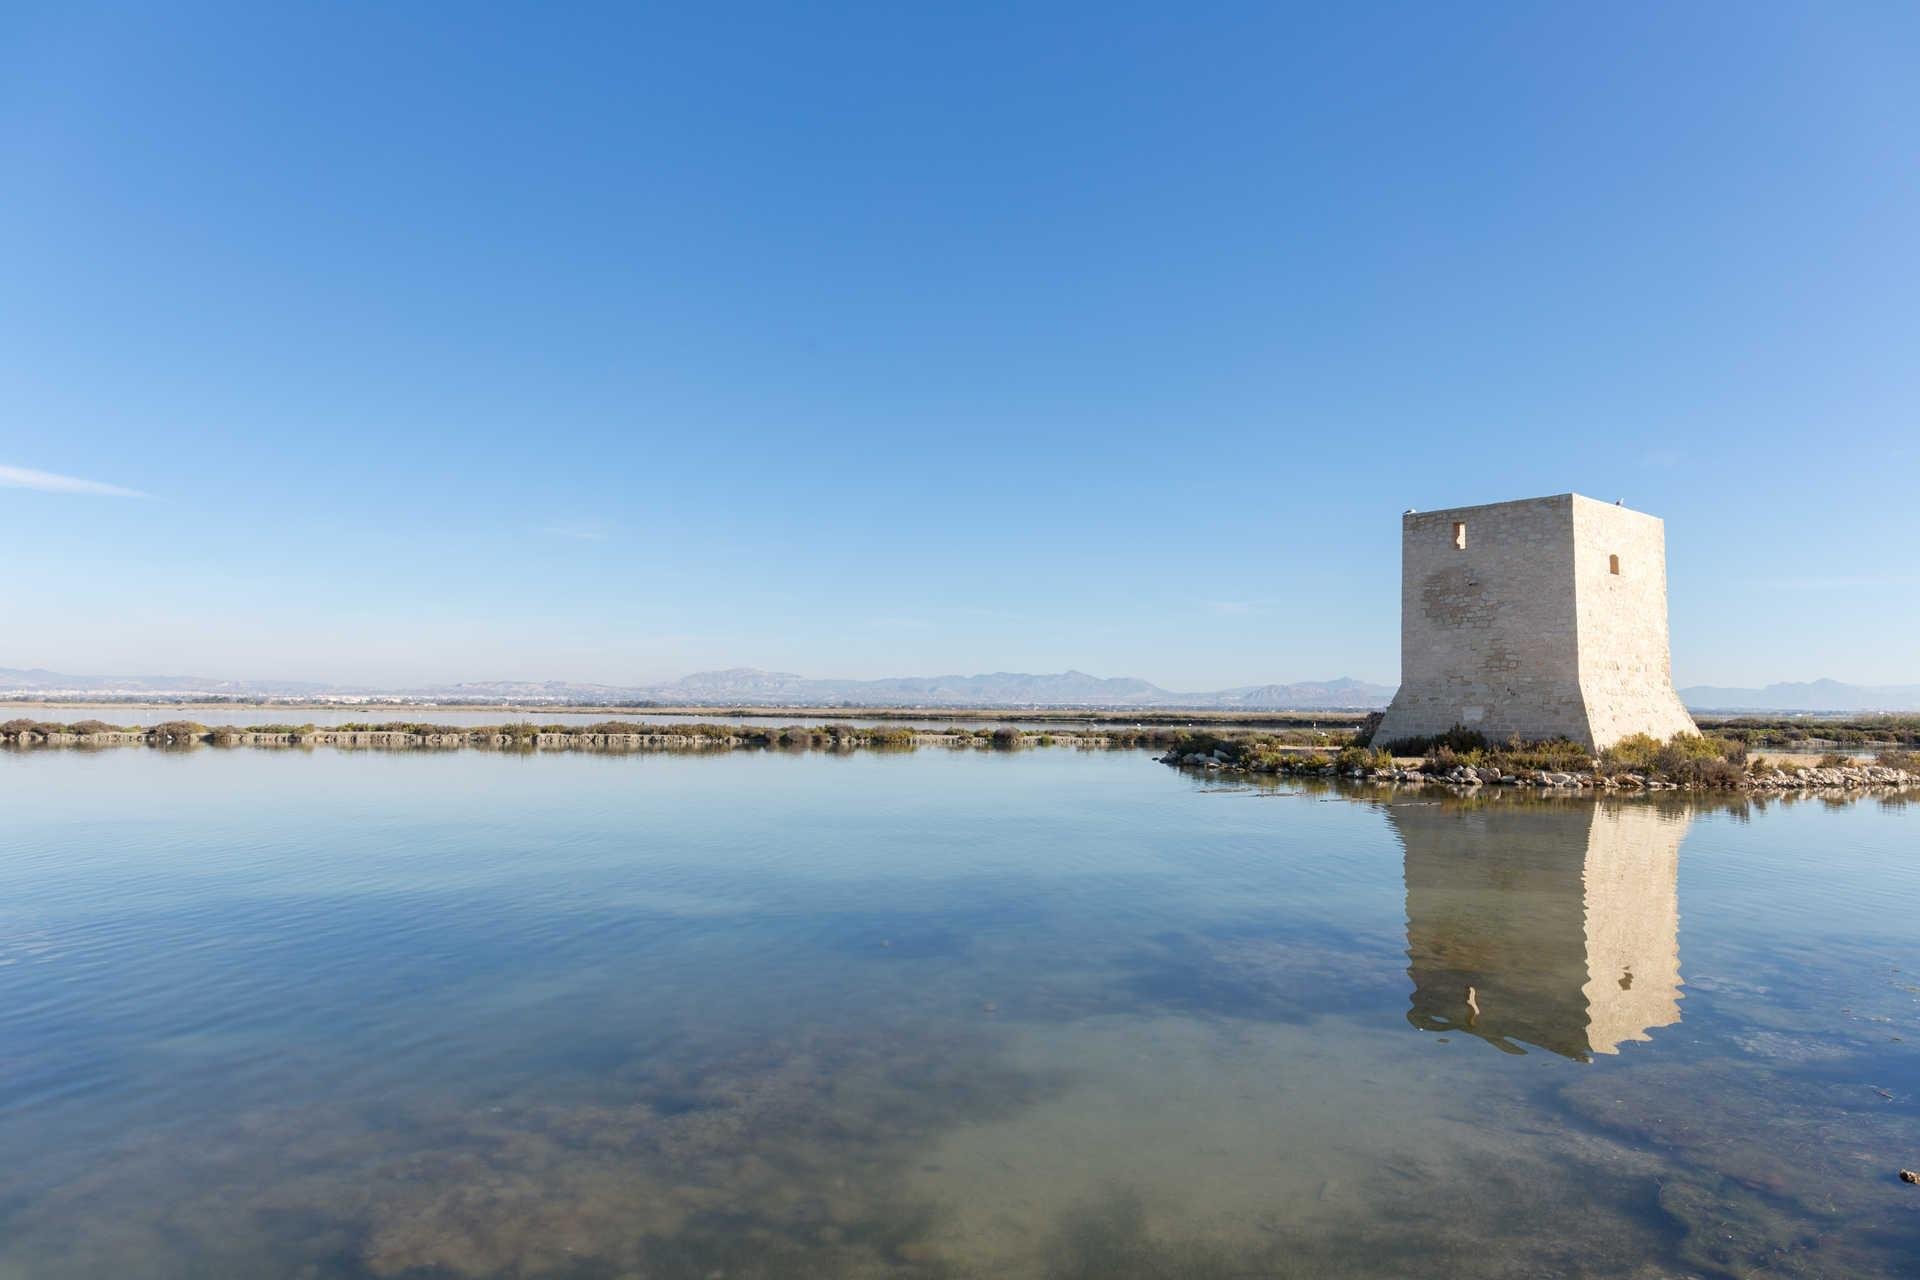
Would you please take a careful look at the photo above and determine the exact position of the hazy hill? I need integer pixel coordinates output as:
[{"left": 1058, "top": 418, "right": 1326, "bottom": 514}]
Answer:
[
  {"left": 1210, "top": 678, "right": 1393, "bottom": 709},
  {"left": 1678, "top": 679, "right": 1920, "bottom": 713},
  {"left": 623, "top": 668, "right": 1393, "bottom": 708},
  {"left": 12, "top": 664, "right": 1917, "bottom": 713},
  {"left": 649, "top": 669, "right": 1178, "bottom": 706},
  {"left": 0, "top": 665, "right": 1395, "bottom": 709}
]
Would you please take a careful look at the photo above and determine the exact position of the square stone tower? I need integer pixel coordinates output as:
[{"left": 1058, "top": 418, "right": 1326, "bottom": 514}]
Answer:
[{"left": 1371, "top": 493, "right": 1697, "bottom": 751}]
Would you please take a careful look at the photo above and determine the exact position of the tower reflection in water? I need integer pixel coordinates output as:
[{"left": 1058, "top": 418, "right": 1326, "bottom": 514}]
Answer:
[{"left": 1392, "top": 800, "right": 1688, "bottom": 1061}]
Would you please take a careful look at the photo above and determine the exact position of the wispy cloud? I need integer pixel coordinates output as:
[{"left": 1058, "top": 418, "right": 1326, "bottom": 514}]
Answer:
[
  {"left": 0, "top": 463, "right": 148, "bottom": 498},
  {"left": 537, "top": 522, "right": 612, "bottom": 542}
]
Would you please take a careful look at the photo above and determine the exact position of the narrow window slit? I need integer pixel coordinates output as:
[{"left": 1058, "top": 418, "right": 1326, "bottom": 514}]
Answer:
[
  {"left": 1609, "top": 554, "right": 1620, "bottom": 575},
  {"left": 1452, "top": 522, "right": 1466, "bottom": 550}
]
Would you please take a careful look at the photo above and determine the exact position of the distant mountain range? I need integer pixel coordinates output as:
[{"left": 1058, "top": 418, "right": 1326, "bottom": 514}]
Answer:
[
  {"left": 1674, "top": 679, "right": 1920, "bottom": 713},
  {"left": 0, "top": 665, "right": 1396, "bottom": 710},
  {"left": 613, "top": 669, "right": 1397, "bottom": 709},
  {"left": 6, "top": 665, "right": 1915, "bottom": 713}
]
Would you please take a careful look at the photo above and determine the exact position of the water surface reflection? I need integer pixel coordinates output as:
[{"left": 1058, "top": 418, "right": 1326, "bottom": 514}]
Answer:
[
  {"left": 1396, "top": 800, "right": 1686, "bottom": 1059},
  {"left": 0, "top": 750, "right": 1913, "bottom": 1278}
]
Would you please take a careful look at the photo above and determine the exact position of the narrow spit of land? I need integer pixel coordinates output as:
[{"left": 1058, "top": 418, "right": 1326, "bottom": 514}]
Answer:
[
  {"left": 4, "top": 713, "right": 1917, "bottom": 795},
  {"left": 0, "top": 716, "right": 1235, "bottom": 753},
  {"left": 0, "top": 699, "right": 1369, "bottom": 730}
]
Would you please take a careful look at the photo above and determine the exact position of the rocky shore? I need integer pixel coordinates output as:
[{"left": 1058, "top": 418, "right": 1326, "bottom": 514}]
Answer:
[{"left": 1159, "top": 749, "right": 1917, "bottom": 793}]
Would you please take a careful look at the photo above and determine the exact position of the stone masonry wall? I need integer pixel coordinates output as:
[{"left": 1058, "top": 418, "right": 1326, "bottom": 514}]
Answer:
[
  {"left": 1374, "top": 495, "right": 1592, "bottom": 745},
  {"left": 1372, "top": 493, "right": 1696, "bottom": 751},
  {"left": 1570, "top": 496, "right": 1698, "bottom": 746}
]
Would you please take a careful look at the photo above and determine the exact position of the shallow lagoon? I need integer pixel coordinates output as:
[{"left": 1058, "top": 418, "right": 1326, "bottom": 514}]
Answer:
[{"left": 1, "top": 747, "right": 1915, "bottom": 1277}]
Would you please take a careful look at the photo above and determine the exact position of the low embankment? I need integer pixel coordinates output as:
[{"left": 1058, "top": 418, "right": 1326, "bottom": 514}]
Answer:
[
  {"left": 0, "top": 716, "right": 1332, "bottom": 754},
  {"left": 12, "top": 714, "right": 1913, "bottom": 793}
]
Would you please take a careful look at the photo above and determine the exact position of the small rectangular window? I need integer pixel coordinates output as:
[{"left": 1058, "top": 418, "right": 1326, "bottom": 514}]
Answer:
[
  {"left": 1609, "top": 554, "right": 1620, "bottom": 575},
  {"left": 1452, "top": 522, "right": 1466, "bottom": 550}
]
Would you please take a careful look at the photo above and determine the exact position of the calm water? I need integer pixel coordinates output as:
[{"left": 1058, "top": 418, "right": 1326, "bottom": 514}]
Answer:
[{"left": 1, "top": 748, "right": 1915, "bottom": 1278}]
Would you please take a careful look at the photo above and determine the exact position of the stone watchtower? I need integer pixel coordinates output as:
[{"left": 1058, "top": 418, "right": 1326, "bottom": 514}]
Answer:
[{"left": 1371, "top": 493, "right": 1697, "bottom": 751}]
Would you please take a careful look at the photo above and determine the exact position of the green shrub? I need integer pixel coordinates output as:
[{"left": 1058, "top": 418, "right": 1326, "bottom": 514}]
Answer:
[
  {"left": 1168, "top": 732, "right": 1235, "bottom": 759},
  {"left": 578, "top": 720, "right": 655, "bottom": 736},
  {"left": 1666, "top": 733, "right": 1736, "bottom": 761},
  {"left": 1494, "top": 737, "right": 1591, "bottom": 772},
  {"left": 1385, "top": 724, "right": 1489, "bottom": 757},
  {"left": 1434, "top": 725, "right": 1489, "bottom": 753},
  {"left": 1334, "top": 745, "right": 1392, "bottom": 773},
  {"left": 1663, "top": 755, "right": 1747, "bottom": 788},
  {"left": 1695, "top": 715, "right": 1920, "bottom": 750},
  {"left": 1425, "top": 744, "right": 1479, "bottom": 771},
  {"left": 1236, "top": 744, "right": 1283, "bottom": 770},
  {"left": 1602, "top": 733, "right": 1663, "bottom": 771}
]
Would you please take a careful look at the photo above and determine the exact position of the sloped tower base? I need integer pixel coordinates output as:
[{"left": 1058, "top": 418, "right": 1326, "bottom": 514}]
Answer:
[{"left": 1373, "top": 681, "right": 1697, "bottom": 753}]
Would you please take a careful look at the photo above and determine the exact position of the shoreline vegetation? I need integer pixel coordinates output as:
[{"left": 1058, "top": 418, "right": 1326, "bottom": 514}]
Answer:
[
  {"left": 4, "top": 699, "right": 1913, "bottom": 744},
  {"left": 0, "top": 699, "right": 1368, "bottom": 729},
  {"left": 4, "top": 713, "right": 1917, "bottom": 793},
  {"left": 1160, "top": 715, "right": 1920, "bottom": 793}
]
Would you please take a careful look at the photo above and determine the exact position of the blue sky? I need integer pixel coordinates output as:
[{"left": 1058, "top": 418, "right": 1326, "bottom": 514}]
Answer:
[{"left": 4, "top": 2, "right": 1917, "bottom": 690}]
